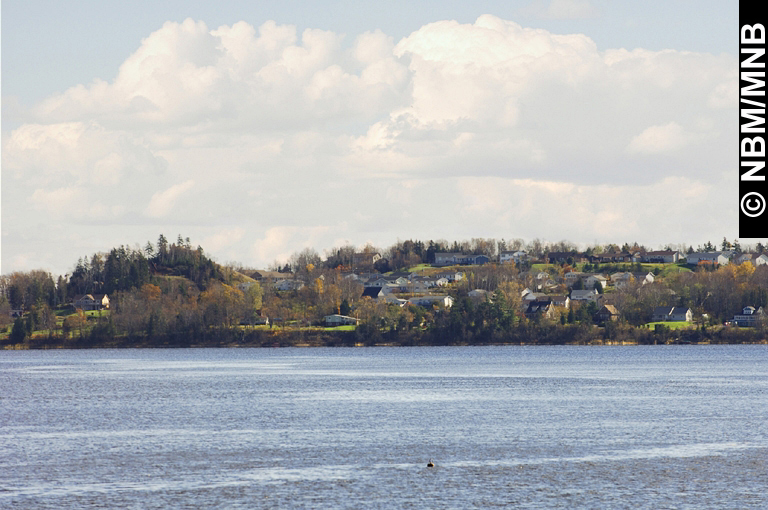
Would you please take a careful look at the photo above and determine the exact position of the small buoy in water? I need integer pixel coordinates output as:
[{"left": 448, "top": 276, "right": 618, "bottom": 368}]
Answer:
[{"left": 427, "top": 460, "right": 434, "bottom": 468}]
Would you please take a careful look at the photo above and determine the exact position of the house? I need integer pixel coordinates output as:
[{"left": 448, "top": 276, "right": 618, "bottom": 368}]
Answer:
[
  {"left": 402, "top": 281, "right": 431, "bottom": 294},
  {"left": 435, "top": 271, "right": 464, "bottom": 282},
  {"left": 379, "top": 284, "right": 403, "bottom": 295},
  {"left": 385, "top": 295, "right": 408, "bottom": 306},
  {"left": 652, "top": 306, "right": 693, "bottom": 322},
  {"left": 570, "top": 289, "right": 601, "bottom": 303},
  {"left": 539, "top": 279, "right": 559, "bottom": 291},
  {"left": 731, "top": 306, "right": 764, "bottom": 327},
  {"left": 249, "top": 270, "right": 291, "bottom": 282},
  {"left": 275, "top": 279, "right": 305, "bottom": 291},
  {"left": 642, "top": 250, "right": 683, "bottom": 263},
  {"left": 564, "top": 272, "right": 585, "bottom": 287},
  {"left": 434, "top": 253, "right": 464, "bottom": 266},
  {"left": 611, "top": 272, "right": 634, "bottom": 289},
  {"left": 634, "top": 272, "right": 655, "bottom": 285},
  {"left": 241, "top": 314, "right": 270, "bottom": 326},
  {"left": 500, "top": 250, "right": 528, "bottom": 264},
  {"left": 434, "top": 253, "right": 489, "bottom": 266},
  {"left": 584, "top": 274, "right": 608, "bottom": 290},
  {"left": 468, "top": 289, "right": 491, "bottom": 301},
  {"left": 408, "top": 295, "right": 454, "bottom": 308},
  {"left": 736, "top": 253, "right": 768, "bottom": 266},
  {"left": 523, "top": 292, "right": 549, "bottom": 302},
  {"left": 525, "top": 300, "right": 554, "bottom": 320},
  {"left": 595, "top": 304, "right": 620, "bottom": 322},
  {"left": 324, "top": 314, "right": 360, "bottom": 326},
  {"left": 362, "top": 287, "right": 385, "bottom": 300},
  {"left": 686, "top": 252, "right": 729, "bottom": 266},
  {"left": 550, "top": 295, "right": 570, "bottom": 309},
  {"left": 364, "top": 277, "right": 390, "bottom": 288},
  {"left": 352, "top": 252, "right": 382, "bottom": 267},
  {"left": 73, "top": 294, "right": 110, "bottom": 311}
]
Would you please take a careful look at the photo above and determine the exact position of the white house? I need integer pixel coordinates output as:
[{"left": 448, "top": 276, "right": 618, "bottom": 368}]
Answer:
[
  {"left": 642, "top": 250, "right": 683, "bottom": 263},
  {"left": 564, "top": 272, "right": 585, "bottom": 287},
  {"left": 434, "top": 253, "right": 464, "bottom": 266},
  {"left": 364, "top": 277, "right": 390, "bottom": 288},
  {"left": 73, "top": 294, "right": 110, "bottom": 310},
  {"left": 275, "top": 279, "right": 305, "bottom": 291},
  {"left": 731, "top": 306, "right": 764, "bottom": 327},
  {"left": 500, "top": 250, "right": 528, "bottom": 264},
  {"left": 379, "top": 284, "right": 402, "bottom": 295},
  {"left": 324, "top": 314, "right": 359, "bottom": 326},
  {"left": 523, "top": 292, "right": 549, "bottom": 302},
  {"left": 653, "top": 306, "right": 693, "bottom": 322},
  {"left": 570, "top": 289, "right": 600, "bottom": 303},
  {"left": 611, "top": 272, "right": 635, "bottom": 289},
  {"left": 408, "top": 295, "right": 454, "bottom": 308},
  {"left": 686, "top": 252, "right": 729, "bottom": 266},
  {"left": 584, "top": 274, "right": 607, "bottom": 290},
  {"left": 736, "top": 253, "right": 768, "bottom": 266},
  {"left": 634, "top": 272, "right": 655, "bottom": 285},
  {"left": 435, "top": 271, "right": 464, "bottom": 282}
]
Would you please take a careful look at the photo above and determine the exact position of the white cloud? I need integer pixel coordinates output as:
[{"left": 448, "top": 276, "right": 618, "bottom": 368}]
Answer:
[
  {"left": 32, "top": 19, "right": 410, "bottom": 131},
  {"left": 251, "top": 225, "right": 332, "bottom": 265},
  {"left": 627, "top": 122, "right": 692, "bottom": 154},
  {"left": 201, "top": 228, "right": 246, "bottom": 255},
  {"left": 29, "top": 186, "right": 88, "bottom": 216},
  {"left": 145, "top": 180, "right": 195, "bottom": 218},
  {"left": 1, "top": 15, "right": 740, "bottom": 275},
  {"left": 450, "top": 174, "right": 720, "bottom": 244}
]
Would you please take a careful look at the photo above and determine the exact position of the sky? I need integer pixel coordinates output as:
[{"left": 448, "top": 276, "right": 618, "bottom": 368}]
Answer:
[{"left": 1, "top": 0, "right": 743, "bottom": 276}]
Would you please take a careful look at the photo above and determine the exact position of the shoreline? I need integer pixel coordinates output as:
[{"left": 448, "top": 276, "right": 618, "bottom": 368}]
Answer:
[{"left": 4, "top": 327, "right": 766, "bottom": 350}]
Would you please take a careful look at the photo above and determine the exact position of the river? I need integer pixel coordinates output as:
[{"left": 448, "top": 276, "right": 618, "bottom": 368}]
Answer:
[{"left": 1, "top": 345, "right": 766, "bottom": 508}]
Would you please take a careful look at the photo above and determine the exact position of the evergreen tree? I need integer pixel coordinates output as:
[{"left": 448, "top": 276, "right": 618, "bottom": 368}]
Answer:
[
  {"left": 10, "top": 318, "right": 26, "bottom": 344},
  {"left": 340, "top": 299, "right": 351, "bottom": 316}
]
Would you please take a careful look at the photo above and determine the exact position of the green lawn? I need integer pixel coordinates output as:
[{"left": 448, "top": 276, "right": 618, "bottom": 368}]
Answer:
[
  {"left": 405, "top": 264, "right": 433, "bottom": 273},
  {"left": 323, "top": 324, "right": 357, "bottom": 331},
  {"left": 643, "top": 321, "right": 696, "bottom": 330}
]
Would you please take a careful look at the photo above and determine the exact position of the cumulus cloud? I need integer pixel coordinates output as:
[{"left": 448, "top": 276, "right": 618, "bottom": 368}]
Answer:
[
  {"left": 627, "top": 122, "right": 692, "bottom": 154},
  {"left": 33, "top": 18, "right": 410, "bottom": 131},
  {"left": 145, "top": 180, "right": 195, "bottom": 218},
  {"left": 251, "top": 225, "right": 332, "bottom": 265},
  {"left": 2, "top": 15, "right": 738, "bottom": 274}
]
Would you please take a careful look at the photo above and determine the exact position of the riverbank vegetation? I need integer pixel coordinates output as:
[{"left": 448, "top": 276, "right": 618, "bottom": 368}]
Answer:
[{"left": 2, "top": 235, "right": 767, "bottom": 348}]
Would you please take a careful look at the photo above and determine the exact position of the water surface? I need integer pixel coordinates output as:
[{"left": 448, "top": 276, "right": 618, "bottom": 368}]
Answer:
[{"left": 1, "top": 346, "right": 766, "bottom": 508}]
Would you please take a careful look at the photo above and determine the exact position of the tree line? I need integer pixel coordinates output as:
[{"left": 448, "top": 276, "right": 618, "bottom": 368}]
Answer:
[{"left": 2, "top": 235, "right": 768, "bottom": 347}]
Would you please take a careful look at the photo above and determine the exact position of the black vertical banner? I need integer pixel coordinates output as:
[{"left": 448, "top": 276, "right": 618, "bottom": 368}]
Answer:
[{"left": 739, "top": 3, "right": 767, "bottom": 235}]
